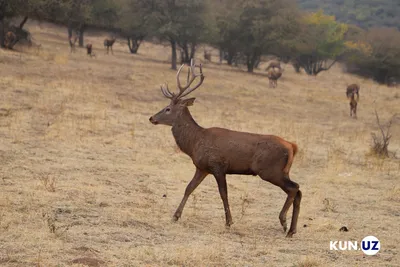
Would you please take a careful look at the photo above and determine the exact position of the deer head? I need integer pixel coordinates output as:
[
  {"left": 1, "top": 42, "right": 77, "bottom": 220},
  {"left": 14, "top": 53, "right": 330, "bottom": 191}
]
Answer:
[{"left": 149, "top": 59, "right": 205, "bottom": 126}]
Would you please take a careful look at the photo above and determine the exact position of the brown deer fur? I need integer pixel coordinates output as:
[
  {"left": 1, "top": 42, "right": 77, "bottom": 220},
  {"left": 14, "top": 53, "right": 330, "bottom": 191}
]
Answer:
[
  {"left": 149, "top": 60, "right": 302, "bottom": 237},
  {"left": 266, "top": 60, "right": 281, "bottom": 71},
  {"left": 86, "top": 43, "right": 94, "bottom": 57},
  {"left": 346, "top": 84, "right": 360, "bottom": 118},
  {"left": 267, "top": 67, "right": 283, "bottom": 88},
  {"left": 4, "top": 31, "right": 17, "bottom": 49},
  {"left": 104, "top": 37, "right": 116, "bottom": 54}
]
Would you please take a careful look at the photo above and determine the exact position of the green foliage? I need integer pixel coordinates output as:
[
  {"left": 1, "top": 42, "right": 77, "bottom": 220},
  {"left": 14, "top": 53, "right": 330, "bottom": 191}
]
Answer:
[
  {"left": 297, "top": 0, "right": 400, "bottom": 30},
  {"left": 214, "top": 0, "right": 300, "bottom": 72},
  {"left": 343, "top": 27, "right": 400, "bottom": 84},
  {"left": 288, "top": 10, "right": 349, "bottom": 75}
]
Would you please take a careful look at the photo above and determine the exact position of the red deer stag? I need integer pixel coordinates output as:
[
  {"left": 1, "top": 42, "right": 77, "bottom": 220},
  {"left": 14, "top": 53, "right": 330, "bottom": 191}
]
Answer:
[
  {"left": 149, "top": 59, "right": 302, "bottom": 237},
  {"left": 346, "top": 84, "right": 360, "bottom": 118},
  {"left": 4, "top": 31, "right": 17, "bottom": 49},
  {"left": 104, "top": 36, "right": 116, "bottom": 54}
]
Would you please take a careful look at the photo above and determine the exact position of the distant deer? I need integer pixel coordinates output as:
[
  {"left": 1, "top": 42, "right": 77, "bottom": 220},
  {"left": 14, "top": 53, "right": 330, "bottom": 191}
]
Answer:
[
  {"left": 346, "top": 84, "right": 360, "bottom": 118},
  {"left": 4, "top": 31, "right": 17, "bottom": 49},
  {"left": 149, "top": 59, "right": 302, "bottom": 237},
  {"left": 204, "top": 49, "right": 211, "bottom": 61},
  {"left": 266, "top": 60, "right": 281, "bottom": 71},
  {"left": 267, "top": 67, "right": 283, "bottom": 88},
  {"left": 266, "top": 60, "right": 283, "bottom": 88},
  {"left": 86, "top": 43, "right": 95, "bottom": 57},
  {"left": 69, "top": 34, "right": 78, "bottom": 53},
  {"left": 104, "top": 36, "right": 116, "bottom": 54}
]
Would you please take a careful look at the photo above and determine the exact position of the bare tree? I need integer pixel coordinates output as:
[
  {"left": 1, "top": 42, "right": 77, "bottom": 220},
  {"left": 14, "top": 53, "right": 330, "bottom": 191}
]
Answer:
[{"left": 371, "top": 110, "right": 398, "bottom": 157}]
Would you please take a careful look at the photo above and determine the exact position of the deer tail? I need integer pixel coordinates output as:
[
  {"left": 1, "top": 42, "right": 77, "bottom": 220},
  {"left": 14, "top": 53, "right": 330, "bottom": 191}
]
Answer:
[
  {"left": 292, "top": 143, "right": 298, "bottom": 157},
  {"left": 282, "top": 141, "right": 298, "bottom": 176}
]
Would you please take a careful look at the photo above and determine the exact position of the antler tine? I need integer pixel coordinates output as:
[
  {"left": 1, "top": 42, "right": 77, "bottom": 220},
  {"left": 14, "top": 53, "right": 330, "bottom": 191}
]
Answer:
[
  {"left": 160, "top": 83, "right": 174, "bottom": 99},
  {"left": 179, "top": 63, "right": 204, "bottom": 98},
  {"left": 175, "top": 58, "right": 205, "bottom": 99}
]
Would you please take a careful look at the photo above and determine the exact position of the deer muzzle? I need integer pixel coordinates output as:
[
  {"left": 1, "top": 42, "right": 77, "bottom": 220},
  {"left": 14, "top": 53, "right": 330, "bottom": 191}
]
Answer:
[{"left": 149, "top": 116, "right": 158, "bottom": 125}]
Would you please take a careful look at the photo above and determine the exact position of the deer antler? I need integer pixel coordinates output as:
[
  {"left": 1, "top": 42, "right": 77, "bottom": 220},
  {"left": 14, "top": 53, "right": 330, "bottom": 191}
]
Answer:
[
  {"left": 160, "top": 83, "right": 174, "bottom": 99},
  {"left": 175, "top": 59, "right": 204, "bottom": 99},
  {"left": 160, "top": 59, "right": 205, "bottom": 101}
]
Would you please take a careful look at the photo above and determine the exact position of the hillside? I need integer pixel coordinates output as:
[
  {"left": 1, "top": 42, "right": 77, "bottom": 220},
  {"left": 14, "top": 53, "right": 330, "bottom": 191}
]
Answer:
[
  {"left": 0, "top": 21, "right": 399, "bottom": 266},
  {"left": 298, "top": 0, "right": 400, "bottom": 29}
]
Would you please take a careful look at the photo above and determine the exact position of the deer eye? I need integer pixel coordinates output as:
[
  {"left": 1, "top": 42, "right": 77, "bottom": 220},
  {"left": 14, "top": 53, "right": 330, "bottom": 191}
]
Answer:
[{"left": 165, "top": 107, "right": 171, "bottom": 112}]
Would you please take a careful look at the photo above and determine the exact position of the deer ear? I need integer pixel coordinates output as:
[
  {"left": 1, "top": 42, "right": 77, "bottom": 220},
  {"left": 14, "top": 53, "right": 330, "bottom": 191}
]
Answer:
[{"left": 180, "top": 98, "right": 196, "bottom": 107}]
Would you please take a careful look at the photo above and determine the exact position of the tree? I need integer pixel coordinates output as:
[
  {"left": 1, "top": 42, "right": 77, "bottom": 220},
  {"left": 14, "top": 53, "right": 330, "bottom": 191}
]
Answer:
[
  {"left": 116, "top": 0, "right": 154, "bottom": 54},
  {"left": 152, "top": 0, "right": 207, "bottom": 70},
  {"left": 0, "top": 0, "right": 63, "bottom": 48},
  {"left": 343, "top": 27, "right": 400, "bottom": 84},
  {"left": 214, "top": 0, "right": 300, "bottom": 72},
  {"left": 290, "top": 10, "right": 349, "bottom": 75}
]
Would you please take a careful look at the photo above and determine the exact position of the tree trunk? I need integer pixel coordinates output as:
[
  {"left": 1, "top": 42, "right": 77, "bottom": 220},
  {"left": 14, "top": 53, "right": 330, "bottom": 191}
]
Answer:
[
  {"left": 246, "top": 50, "right": 260, "bottom": 73},
  {"left": 19, "top": 16, "right": 28, "bottom": 29},
  {"left": 189, "top": 43, "right": 196, "bottom": 61},
  {"left": 78, "top": 25, "right": 85, "bottom": 47},
  {"left": 68, "top": 24, "right": 73, "bottom": 39},
  {"left": 227, "top": 49, "right": 235, "bottom": 65},
  {"left": 127, "top": 37, "right": 143, "bottom": 54},
  {"left": 0, "top": 18, "right": 4, "bottom": 48},
  {"left": 171, "top": 39, "right": 177, "bottom": 70}
]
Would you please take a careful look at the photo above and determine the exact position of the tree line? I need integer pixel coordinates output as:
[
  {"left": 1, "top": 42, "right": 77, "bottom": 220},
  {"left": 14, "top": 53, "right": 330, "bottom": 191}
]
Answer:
[{"left": 1, "top": 0, "right": 399, "bottom": 84}]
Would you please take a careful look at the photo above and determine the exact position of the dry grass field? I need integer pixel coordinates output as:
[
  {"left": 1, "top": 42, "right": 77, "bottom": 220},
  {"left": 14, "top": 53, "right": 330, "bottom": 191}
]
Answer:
[{"left": 1, "top": 21, "right": 399, "bottom": 267}]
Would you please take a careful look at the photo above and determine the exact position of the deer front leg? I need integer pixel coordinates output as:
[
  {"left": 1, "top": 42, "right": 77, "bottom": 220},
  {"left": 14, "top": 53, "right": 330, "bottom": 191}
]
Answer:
[
  {"left": 214, "top": 173, "right": 233, "bottom": 227},
  {"left": 173, "top": 168, "right": 208, "bottom": 221}
]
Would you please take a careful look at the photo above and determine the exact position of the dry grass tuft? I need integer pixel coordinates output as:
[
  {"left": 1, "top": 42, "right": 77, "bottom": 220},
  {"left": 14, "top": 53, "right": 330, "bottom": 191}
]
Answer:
[{"left": 295, "top": 256, "right": 321, "bottom": 267}]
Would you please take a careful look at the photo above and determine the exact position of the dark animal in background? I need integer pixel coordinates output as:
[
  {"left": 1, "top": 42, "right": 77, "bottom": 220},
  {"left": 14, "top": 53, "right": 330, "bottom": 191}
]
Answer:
[
  {"left": 104, "top": 37, "right": 116, "bottom": 54},
  {"left": 86, "top": 43, "right": 95, "bottom": 57},
  {"left": 149, "top": 59, "right": 302, "bottom": 237},
  {"left": 4, "top": 31, "right": 17, "bottom": 49},
  {"left": 346, "top": 84, "right": 360, "bottom": 118}
]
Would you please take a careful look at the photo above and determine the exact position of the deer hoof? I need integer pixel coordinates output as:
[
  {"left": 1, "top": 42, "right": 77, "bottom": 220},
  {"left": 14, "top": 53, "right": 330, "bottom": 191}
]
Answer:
[
  {"left": 286, "top": 230, "right": 296, "bottom": 238},
  {"left": 172, "top": 214, "right": 180, "bottom": 222},
  {"left": 283, "top": 225, "right": 287, "bottom": 233}
]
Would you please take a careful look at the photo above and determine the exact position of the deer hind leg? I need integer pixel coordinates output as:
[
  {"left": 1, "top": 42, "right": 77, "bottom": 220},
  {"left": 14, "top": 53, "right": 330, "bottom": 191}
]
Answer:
[
  {"left": 259, "top": 171, "right": 300, "bottom": 237},
  {"left": 350, "top": 103, "right": 353, "bottom": 117},
  {"left": 354, "top": 104, "right": 357, "bottom": 119},
  {"left": 173, "top": 168, "right": 208, "bottom": 222},
  {"left": 213, "top": 172, "right": 233, "bottom": 227}
]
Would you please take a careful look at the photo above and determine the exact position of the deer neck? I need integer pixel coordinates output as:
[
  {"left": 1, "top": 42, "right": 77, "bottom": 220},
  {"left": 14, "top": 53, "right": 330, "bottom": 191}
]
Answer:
[{"left": 172, "top": 108, "right": 203, "bottom": 157}]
